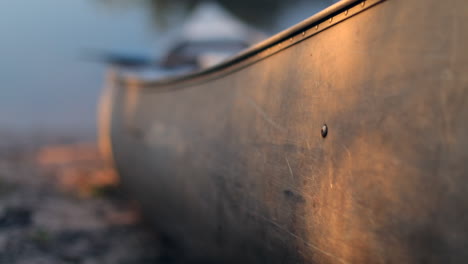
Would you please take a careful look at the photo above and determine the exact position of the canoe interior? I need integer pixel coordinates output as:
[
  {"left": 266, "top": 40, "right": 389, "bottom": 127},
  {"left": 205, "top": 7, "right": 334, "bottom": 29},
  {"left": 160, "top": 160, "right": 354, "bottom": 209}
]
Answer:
[{"left": 100, "top": 0, "right": 468, "bottom": 263}]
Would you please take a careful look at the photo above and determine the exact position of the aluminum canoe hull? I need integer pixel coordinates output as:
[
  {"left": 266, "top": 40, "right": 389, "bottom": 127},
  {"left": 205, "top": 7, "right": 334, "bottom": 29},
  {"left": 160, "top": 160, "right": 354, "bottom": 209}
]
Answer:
[{"left": 100, "top": 0, "right": 468, "bottom": 262}]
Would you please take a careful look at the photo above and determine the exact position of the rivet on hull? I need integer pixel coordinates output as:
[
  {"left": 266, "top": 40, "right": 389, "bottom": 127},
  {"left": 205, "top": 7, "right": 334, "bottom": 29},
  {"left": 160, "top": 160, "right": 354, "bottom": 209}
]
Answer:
[{"left": 321, "top": 124, "right": 328, "bottom": 138}]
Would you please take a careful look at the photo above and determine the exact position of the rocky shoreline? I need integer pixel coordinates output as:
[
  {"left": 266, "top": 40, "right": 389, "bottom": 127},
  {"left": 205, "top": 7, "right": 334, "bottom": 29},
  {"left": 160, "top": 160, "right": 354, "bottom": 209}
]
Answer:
[{"left": 0, "top": 142, "right": 179, "bottom": 264}]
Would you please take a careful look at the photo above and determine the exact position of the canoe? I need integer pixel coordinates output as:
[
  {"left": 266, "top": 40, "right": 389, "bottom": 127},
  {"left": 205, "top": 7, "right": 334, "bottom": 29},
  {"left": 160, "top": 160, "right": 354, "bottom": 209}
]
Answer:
[{"left": 99, "top": 0, "right": 468, "bottom": 263}]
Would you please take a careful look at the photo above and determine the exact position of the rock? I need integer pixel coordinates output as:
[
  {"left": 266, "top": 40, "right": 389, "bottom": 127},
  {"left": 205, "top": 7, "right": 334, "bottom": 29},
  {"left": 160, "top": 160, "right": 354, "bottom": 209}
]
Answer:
[{"left": 0, "top": 207, "right": 32, "bottom": 229}]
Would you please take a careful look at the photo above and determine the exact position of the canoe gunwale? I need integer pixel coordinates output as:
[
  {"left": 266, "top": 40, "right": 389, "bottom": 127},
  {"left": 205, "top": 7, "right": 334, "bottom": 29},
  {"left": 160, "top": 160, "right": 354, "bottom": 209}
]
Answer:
[{"left": 120, "top": 0, "right": 386, "bottom": 90}]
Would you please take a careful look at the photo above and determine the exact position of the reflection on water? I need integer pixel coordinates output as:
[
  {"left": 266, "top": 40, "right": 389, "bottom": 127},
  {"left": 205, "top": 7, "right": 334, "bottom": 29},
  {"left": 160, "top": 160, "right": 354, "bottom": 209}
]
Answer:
[{"left": 0, "top": 0, "right": 335, "bottom": 137}]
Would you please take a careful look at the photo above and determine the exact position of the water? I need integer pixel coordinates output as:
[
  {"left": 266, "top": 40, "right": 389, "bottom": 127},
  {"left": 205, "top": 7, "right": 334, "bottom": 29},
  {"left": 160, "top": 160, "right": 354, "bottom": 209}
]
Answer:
[
  {"left": 0, "top": 0, "right": 160, "bottom": 136},
  {"left": 0, "top": 0, "right": 334, "bottom": 138}
]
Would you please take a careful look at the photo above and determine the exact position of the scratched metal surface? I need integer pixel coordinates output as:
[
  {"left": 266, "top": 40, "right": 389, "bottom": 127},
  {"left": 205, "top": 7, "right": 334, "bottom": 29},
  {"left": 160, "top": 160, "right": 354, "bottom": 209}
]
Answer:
[{"left": 102, "top": 0, "right": 468, "bottom": 262}]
